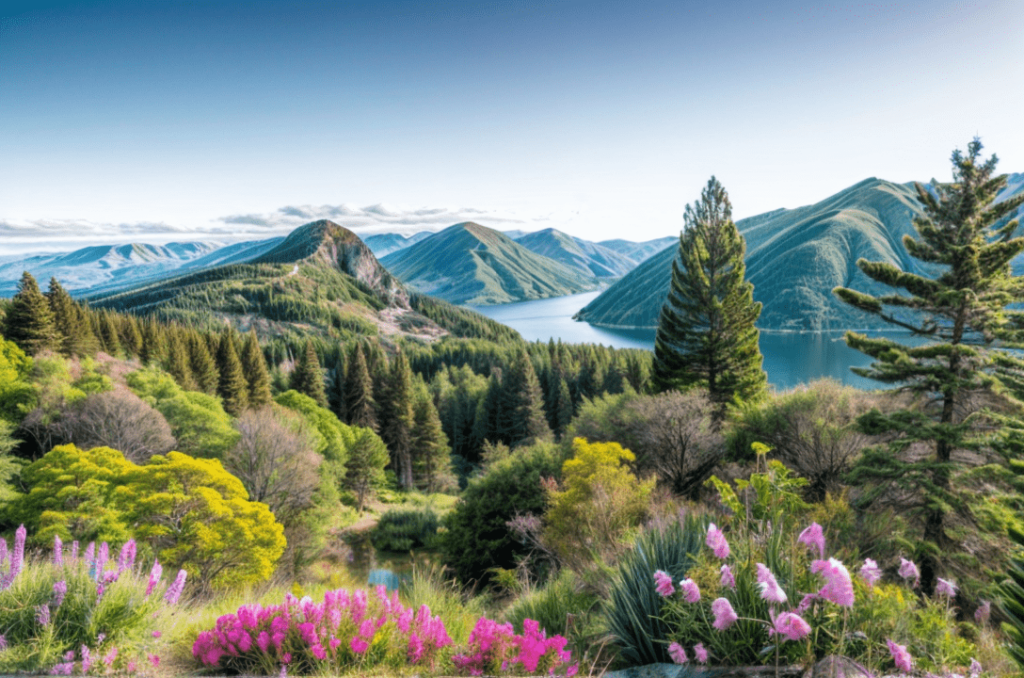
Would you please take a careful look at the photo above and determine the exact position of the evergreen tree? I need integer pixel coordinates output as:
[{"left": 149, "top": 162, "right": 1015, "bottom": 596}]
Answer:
[
  {"left": 289, "top": 339, "right": 327, "bottom": 407},
  {"left": 164, "top": 330, "right": 195, "bottom": 390},
  {"left": 345, "top": 343, "right": 377, "bottom": 430},
  {"left": 139, "top": 319, "right": 164, "bottom": 366},
  {"left": 119, "top": 315, "right": 143, "bottom": 358},
  {"left": 189, "top": 332, "right": 220, "bottom": 395},
  {"left": 379, "top": 351, "right": 415, "bottom": 488},
  {"left": 834, "top": 139, "right": 1024, "bottom": 593},
  {"left": 3, "top": 272, "right": 57, "bottom": 355},
  {"left": 473, "top": 369, "right": 504, "bottom": 451},
  {"left": 46, "top": 278, "right": 95, "bottom": 356},
  {"left": 652, "top": 176, "right": 767, "bottom": 422},
  {"left": 410, "top": 381, "right": 452, "bottom": 492},
  {"left": 216, "top": 330, "right": 249, "bottom": 416},
  {"left": 242, "top": 330, "right": 273, "bottom": 408},
  {"left": 345, "top": 428, "right": 389, "bottom": 513},
  {"left": 501, "top": 349, "right": 551, "bottom": 447},
  {"left": 99, "top": 312, "right": 122, "bottom": 356},
  {"left": 329, "top": 350, "right": 348, "bottom": 424}
]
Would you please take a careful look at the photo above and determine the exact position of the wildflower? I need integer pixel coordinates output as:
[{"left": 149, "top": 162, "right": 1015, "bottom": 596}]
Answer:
[
  {"left": 118, "top": 540, "right": 136, "bottom": 572},
  {"left": 667, "top": 642, "right": 687, "bottom": 664},
  {"left": 811, "top": 558, "right": 854, "bottom": 607},
  {"left": 103, "top": 647, "right": 118, "bottom": 667},
  {"left": 720, "top": 564, "right": 735, "bottom": 589},
  {"left": 281, "top": 653, "right": 291, "bottom": 664},
  {"left": 49, "top": 663, "right": 73, "bottom": 675},
  {"left": 798, "top": 522, "right": 825, "bottom": 558},
  {"left": 694, "top": 643, "right": 708, "bottom": 664},
  {"left": 53, "top": 535, "right": 63, "bottom": 567},
  {"left": 351, "top": 636, "right": 369, "bottom": 654},
  {"left": 706, "top": 523, "right": 730, "bottom": 559},
  {"left": 898, "top": 558, "right": 920, "bottom": 588},
  {"left": 771, "top": 611, "right": 811, "bottom": 641},
  {"left": 859, "top": 558, "right": 882, "bottom": 586},
  {"left": 711, "top": 597, "right": 738, "bottom": 630},
  {"left": 279, "top": 665, "right": 287, "bottom": 678},
  {"left": 887, "top": 639, "right": 913, "bottom": 673},
  {"left": 969, "top": 658, "right": 983, "bottom": 678},
  {"left": 127, "top": 660, "right": 137, "bottom": 673},
  {"left": 35, "top": 604, "right": 50, "bottom": 627},
  {"left": 152, "top": 630, "right": 161, "bottom": 639},
  {"left": 654, "top": 570, "right": 675, "bottom": 597},
  {"left": 81, "top": 646, "right": 92, "bottom": 674},
  {"left": 146, "top": 560, "right": 162, "bottom": 596},
  {"left": 310, "top": 644, "right": 327, "bottom": 660},
  {"left": 8, "top": 525, "right": 26, "bottom": 583},
  {"left": 64, "top": 652, "right": 74, "bottom": 661},
  {"left": 936, "top": 578, "right": 958, "bottom": 598},
  {"left": 70, "top": 541, "right": 78, "bottom": 561},
  {"left": 679, "top": 578, "right": 701, "bottom": 603},
  {"left": 756, "top": 563, "right": 788, "bottom": 604},
  {"left": 97, "top": 542, "right": 109, "bottom": 574},
  {"left": 975, "top": 600, "right": 991, "bottom": 624},
  {"left": 795, "top": 593, "right": 817, "bottom": 615},
  {"left": 165, "top": 569, "right": 187, "bottom": 604},
  {"left": 147, "top": 654, "right": 159, "bottom": 668},
  {"left": 0, "top": 636, "right": 6, "bottom": 650},
  {"left": 52, "top": 580, "right": 67, "bottom": 608}
]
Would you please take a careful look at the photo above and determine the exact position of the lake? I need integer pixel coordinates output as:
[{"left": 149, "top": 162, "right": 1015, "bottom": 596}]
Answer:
[{"left": 467, "top": 291, "right": 906, "bottom": 391}]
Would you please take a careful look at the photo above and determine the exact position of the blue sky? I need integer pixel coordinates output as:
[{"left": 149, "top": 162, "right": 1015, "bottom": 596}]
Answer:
[{"left": 0, "top": 0, "right": 1021, "bottom": 253}]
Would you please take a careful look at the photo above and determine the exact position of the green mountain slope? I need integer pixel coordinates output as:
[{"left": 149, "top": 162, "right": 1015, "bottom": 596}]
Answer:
[
  {"left": 575, "top": 178, "right": 930, "bottom": 332},
  {"left": 515, "top": 228, "right": 636, "bottom": 278},
  {"left": 380, "top": 222, "right": 599, "bottom": 305},
  {"left": 597, "top": 236, "right": 678, "bottom": 264}
]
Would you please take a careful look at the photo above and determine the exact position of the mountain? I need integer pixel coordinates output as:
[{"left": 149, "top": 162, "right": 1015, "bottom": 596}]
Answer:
[
  {"left": 514, "top": 228, "right": 636, "bottom": 279},
  {"left": 598, "top": 236, "right": 678, "bottom": 264},
  {"left": 0, "top": 241, "right": 223, "bottom": 297},
  {"left": 362, "top": 231, "right": 432, "bottom": 257},
  {"left": 380, "top": 222, "right": 599, "bottom": 305},
  {"left": 576, "top": 178, "right": 946, "bottom": 332}
]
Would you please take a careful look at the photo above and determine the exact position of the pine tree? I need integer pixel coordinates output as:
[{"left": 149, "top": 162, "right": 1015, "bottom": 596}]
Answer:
[
  {"left": 189, "top": 332, "right": 220, "bottom": 395},
  {"left": 834, "top": 138, "right": 1024, "bottom": 593},
  {"left": 3, "top": 272, "right": 57, "bottom": 355},
  {"left": 139, "top": 319, "right": 164, "bottom": 366},
  {"left": 652, "top": 176, "right": 767, "bottom": 422},
  {"left": 120, "top": 315, "right": 143, "bottom": 358},
  {"left": 345, "top": 343, "right": 377, "bottom": 430},
  {"left": 290, "top": 340, "right": 327, "bottom": 406},
  {"left": 216, "top": 330, "right": 249, "bottom": 416},
  {"left": 378, "top": 351, "right": 415, "bottom": 488},
  {"left": 410, "top": 381, "right": 452, "bottom": 492},
  {"left": 242, "top": 330, "right": 273, "bottom": 408},
  {"left": 46, "top": 278, "right": 95, "bottom": 356},
  {"left": 501, "top": 349, "right": 551, "bottom": 447},
  {"left": 164, "top": 330, "right": 195, "bottom": 390},
  {"left": 329, "top": 350, "right": 348, "bottom": 423},
  {"left": 99, "top": 312, "right": 122, "bottom": 356}
]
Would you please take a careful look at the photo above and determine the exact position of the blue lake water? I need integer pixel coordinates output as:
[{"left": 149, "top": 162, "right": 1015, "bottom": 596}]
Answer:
[{"left": 467, "top": 291, "right": 908, "bottom": 391}]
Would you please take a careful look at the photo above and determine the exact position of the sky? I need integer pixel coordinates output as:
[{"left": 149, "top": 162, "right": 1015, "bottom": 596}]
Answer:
[{"left": 0, "top": 0, "right": 1021, "bottom": 254}]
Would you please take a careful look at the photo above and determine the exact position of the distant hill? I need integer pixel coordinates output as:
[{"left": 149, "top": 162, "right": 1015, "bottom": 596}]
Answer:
[
  {"left": 362, "top": 231, "right": 432, "bottom": 257},
  {"left": 576, "top": 178, "right": 954, "bottom": 332},
  {"left": 598, "top": 236, "right": 678, "bottom": 264},
  {"left": 380, "top": 222, "right": 599, "bottom": 305},
  {"left": 515, "top": 228, "right": 636, "bottom": 278}
]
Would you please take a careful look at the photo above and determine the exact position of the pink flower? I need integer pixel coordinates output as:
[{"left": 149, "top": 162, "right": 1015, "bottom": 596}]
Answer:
[
  {"left": 811, "top": 558, "right": 854, "bottom": 607},
  {"left": 152, "top": 631, "right": 161, "bottom": 639},
  {"left": 798, "top": 523, "right": 825, "bottom": 558},
  {"left": 694, "top": 643, "right": 708, "bottom": 664},
  {"left": 711, "top": 597, "right": 738, "bottom": 630},
  {"left": 706, "top": 523, "right": 730, "bottom": 559},
  {"left": 679, "top": 578, "right": 701, "bottom": 603},
  {"left": 756, "top": 563, "right": 788, "bottom": 604},
  {"left": 310, "top": 644, "right": 327, "bottom": 660},
  {"left": 654, "top": 570, "right": 675, "bottom": 597},
  {"left": 887, "top": 639, "right": 913, "bottom": 673},
  {"left": 720, "top": 564, "right": 735, "bottom": 589},
  {"left": 351, "top": 637, "right": 369, "bottom": 654},
  {"left": 771, "top": 611, "right": 811, "bottom": 642},
  {"left": 165, "top": 569, "right": 187, "bottom": 604},
  {"left": 975, "top": 600, "right": 991, "bottom": 624},
  {"left": 667, "top": 642, "right": 687, "bottom": 664},
  {"left": 102, "top": 647, "right": 118, "bottom": 667},
  {"left": 898, "top": 558, "right": 920, "bottom": 588},
  {"left": 859, "top": 558, "right": 882, "bottom": 586},
  {"left": 146, "top": 560, "right": 162, "bottom": 597},
  {"left": 970, "top": 658, "right": 983, "bottom": 678},
  {"left": 795, "top": 593, "right": 818, "bottom": 615},
  {"left": 936, "top": 578, "right": 958, "bottom": 598},
  {"left": 53, "top": 535, "right": 63, "bottom": 567},
  {"left": 52, "top": 580, "right": 67, "bottom": 609}
]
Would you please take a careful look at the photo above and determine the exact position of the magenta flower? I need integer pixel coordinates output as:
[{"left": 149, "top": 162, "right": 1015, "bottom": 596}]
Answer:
[
  {"left": 310, "top": 644, "right": 327, "bottom": 660},
  {"left": 771, "top": 611, "right": 811, "bottom": 641},
  {"left": 887, "top": 639, "right": 913, "bottom": 673},
  {"left": 720, "top": 564, "right": 735, "bottom": 589},
  {"left": 350, "top": 637, "right": 369, "bottom": 654},
  {"left": 679, "top": 578, "right": 701, "bottom": 603},
  {"left": 81, "top": 646, "right": 92, "bottom": 673},
  {"left": 694, "top": 643, "right": 708, "bottom": 664},
  {"left": 165, "top": 569, "right": 187, "bottom": 604},
  {"left": 935, "top": 578, "right": 958, "bottom": 598},
  {"left": 147, "top": 654, "right": 159, "bottom": 668},
  {"left": 667, "top": 642, "right": 687, "bottom": 664},
  {"left": 975, "top": 600, "right": 991, "bottom": 624},
  {"left": 146, "top": 560, "right": 162, "bottom": 597},
  {"left": 859, "top": 558, "right": 882, "bottom": 586},
  {"left": 711, "top": 597, "right": 738, "bottom": 630},
  {"left": 795, "top": 593, "right": 817, "bottom": 615},
  {"left": 756, "top": 563, "right": 788, "bottom": 604},
  {"left": 706, "top": 523, "right": 730, "bottom": 559},
  {"left": 118, "top": 539, "right": 136, "bottom": 572},
  {"left": 898, "top": 558, "right": 920, "bottom": 588},
  {"left": 102, "top": 647, "right": 118, "bottom": 667},
  {"left": 35, "top": 604, "right": 50, "bottom": 627},
  {"left": 654, "top": 570, "right": 675, "bottom": 597},
  {"left": 798, "top": 522, "right": 825, "bottom": 558},
  {"left": 811, "top": 558, "right": 854, "bottom": 607}
]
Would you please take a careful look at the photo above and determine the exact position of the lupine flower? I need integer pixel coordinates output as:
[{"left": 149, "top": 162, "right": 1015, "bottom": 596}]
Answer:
[
  {"left": 694, "top": 643, "right": 708, "bottom": 664},
  {"left": 771, "top": 611, "right": 811, "bottom": 641},
  {"left": 97, "top": 542, "right": 109, "bottom": 575},
  {"left": 81, "top": 646, "right": 92, "bottom": 674},
  {"left": 53, "top": 535, "right": 63, "bottom": 566},
  {"left": 35, "top": 604, "right": 50, "bottom": 627},
  {"left": 279, "top": 665, "right": 287, "bottom": 678},
  {"left": 756, "top": 563, "right": 788, "bottom": 604},
  {"left": 969, "top": 658, "right": 983, "bottom": 678},
  {"left": 70, "top": 541, "right": 78, "bottom": 561},
  {"left": 165, "top": 569, "right": 187, "bottom": 604},
  {"left": 118, "top": 540, "right": 136, "bottom": 572},
  {"left": 711, "top": 597, "right": 738, "bottom": 630},
  {"left": 859, "top": 558, "right": 882, "bottom": 586},
  {"left": 811, "top": 558, "right": 854, "bottom": 607},
  {"left": 720, "top": 564, "right": 736, "bottom": 589},
  {"left": 103, "top": 647, "right": 118, "bottom": 667},
  {"left": 798, "top": 522, "right": 825, "bottom": 558},
  {"left": 654, "top": 570, "right": 675, "bottom": 597},
  {"left": 8, "top": 525, "right": 26, "bottom": 582},
  {"left": 52, "top": 580, "right": 67, "bottom": 608},
  {"left": 898, "top": 558, "right": 920, "bottom": 588},
  {"left": 83, "top": 543, "right": 95, "bottom": 572},
  {"left": 97, "top": 633, "right": 105, "bottom": 644},
  {"left": 936, "top": 578, "right": 958, "bottom": 598},
  {"left": 679, "top": 578, "right": 701, "bottom": 603},
  {"left": 64, "top": 652, "right": 74, "bottom": 661},
  {"left": 975, "top": 600, "right": 991, "bottom": 624},
  {"left": 887, "top": 639, "right": 913, "bottom": 673},
  {"left": 667, "top": 642, "right": 687, "bottom": 664},
  {"left": 143, "top": 560, "right": 162, "bottom": 598},
  {"left": 706, "top": 523, "right": 730, "bottom": 559}
]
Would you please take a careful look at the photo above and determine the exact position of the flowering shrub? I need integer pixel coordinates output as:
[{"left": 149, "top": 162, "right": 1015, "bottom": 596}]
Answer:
[
  {"left": 0, "top": 527, "right": 185, "bottom": 675},
  {"left": 192, "top": 586, "right": 577, "bottom": 676}
]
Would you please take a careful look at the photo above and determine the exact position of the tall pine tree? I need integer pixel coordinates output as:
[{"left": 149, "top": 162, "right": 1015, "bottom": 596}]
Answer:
[
  {"left": 4, "top": 272, "right": 57, "bottom": 355},
  {"left": 164, "top": 329, "right": 195, "bottom": 390},
  {"left": 378, "top": 351, "right": 415, "bottom": 488},
  {"left": 834, "top": 139, "right": 1024, "bottom": 593},
  {"left": 189, "top": 332, "right": 220, "bottom": 395},
  {"left": 242, "top": 330, "right": 273, "bottom": 408},
  {"left": 500, "top": 349, "right": 551, "bottom": 447},
  {"left": 345, "top": 343, "right": 377, "bottom": 430},
  {"left": 290, "top": 339, "right": 327, "bottom": 406},
  {"left": 652, "top": 176, "right": 767, "bottom": 423},
  {"left": 410, "top": 380, "right": 452, "bottom": 492},
  {"left": 46, "top": 278, "right": 96, "bottom": 357},
  {"left": 216, "top": 330, "right": 249, "bottom": 416}
]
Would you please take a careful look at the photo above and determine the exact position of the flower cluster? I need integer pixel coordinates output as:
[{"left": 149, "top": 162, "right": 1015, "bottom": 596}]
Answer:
[{"left": 451, "top": 617, "right": 577, "bottom": 676}]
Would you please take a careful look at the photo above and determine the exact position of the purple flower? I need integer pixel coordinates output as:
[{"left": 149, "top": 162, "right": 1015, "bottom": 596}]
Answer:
[
  {"left": 720, "top": 564, "right": 735, "bottom": 589},
  {"left": 679, "top": 578, "right": 700, "bottom": 603},
  {"left": 811, "top": 558, "right": 854, "bottom": 607},
  {"left": 35, "top": 604, "right": 50, "bottom": 627},
  {"left": 969, "top": 658, "right": 983, "bottom": 678},
  {"left": 935, "top": 578, "right": 958, "bottom": 598},
  {"left": 887, "top": 639, "right": 913, "bottom": 673},
  {"left": 52, "top": 580, "right": 67, "bottom": 609},
  {"left": 96, "top": 542, "right": 109, "bottom": 575},
  {"left": 756, "top": 563, "right": 788, "bottom": 604},
  {"left": 653, "top": 570, "right": 675, "bottom": 597},
  {"left": 165, "top": 569, "right": 187, "bottom": 604},
  {"left": 771, "top": 611, "right": 811, "bottom": 641},
  {"left": 49, "top": 662, "right": 73, "bottom": 675},
  {"left": 711, "top": 597, "right": 738, "bottom": 630},
  {"left": 706, "top": 523, "right": 730, "bottom": 559},
  {"left": 146, "top": 560, "right": 162, "bottom": 597},
  {"left": 70, "top": 541, "right": 78, "bottom": 561},
  {"left": 694, "top": 643, "right": 708, "bottom": 664},
  {"left": 975, "top": 600, "right": 991, "bottom": 624},
  {"left": 898, "top": 558, "right": 920, "bottom": 588},
  {"left": 53, "top": 535, "right": 63, "bottom": 567},
  {"left": 798, "top": 522, "right": 825, "bottom": 558},
  {"left": 795, "top": 593, "right": 818, "bottom": 615},
  {"left": 8, "top": 525, "right": 26, "bottom": 583},
  {"left": 102, "top": 647, "right": 117, "bottom": 667},
  {"left": 81, "top": 646, "right": 92, "bottom": 674},
  {"left": 667, "top": 642, "right": 688, "bottom": 664},
  {"left": 118, "top": 540, "right": 136, "bottom": 573},
  {"left": 859, "top": 558, "right": 882, "bottom": 586}
]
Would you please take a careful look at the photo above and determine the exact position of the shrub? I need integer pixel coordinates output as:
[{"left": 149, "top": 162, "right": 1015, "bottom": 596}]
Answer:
[
  {"left": 503, "top": 569, "right": 600, "bottom": 647},
  {"left": 371, "top": 508, "right": 440, "bottom": 551},
  {"left": 57, "top": 389, "right": 177, "bottom": 463}
]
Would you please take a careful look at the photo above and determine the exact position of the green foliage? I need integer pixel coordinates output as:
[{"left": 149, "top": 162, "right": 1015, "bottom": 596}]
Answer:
[
  {"left": 399, "top": 565, "right": 490, "bottom": 645},
  {"left": 344, "top": 426, "right": 389, "bottom": 512},
  {"left": 503, "top": 569, "right": 600, "bottom": 644},
  {"left": 0, "top": 333, "right": 34, "bottom": 423},
  {"left": 344, "top": 342, "right": 377, "bottom": 430},
  {"left": 47, "top": 278, "right": 97, "bottom": 357},
  {"left": 289, "top": 339, "right": 327, "bottom": 406},
  {"left": 3, "top": 272, "right": 56, "bottom": 355},
  {"left": 652, "top": 177, "right": 767, "bottom": 420},
  {"left": 215, "top": 330, "right": 248, "bottom": 416},
  {"left": 706, "top": 444, "right": 810, "bottom": 528},
  {"left": 411, "top": 378, "right": 455, "bottom": 492},
  {"left": 1000, "top": 518, "right": 1024, "bottom": 669},
  {"left": 274, "top": 389, "right": 353, "bottom": 467},
  {"left": 241, "top": 329, "right": 272, "bottom": 408},
  {"left": 370, "top": 507, "right": 441, "bottom": 551}
]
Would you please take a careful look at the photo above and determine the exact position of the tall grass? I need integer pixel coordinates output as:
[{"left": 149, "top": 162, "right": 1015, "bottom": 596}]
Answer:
[{"left": 400, "top": 564, "right": 490, "bottom": 644}]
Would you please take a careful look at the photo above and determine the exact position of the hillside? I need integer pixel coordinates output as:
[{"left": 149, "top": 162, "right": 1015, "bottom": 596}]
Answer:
[
  {"left": 362, "top": 232, "right": 431, "bottom": 257},
  {"left": 598, "top": 236, "right": 677, "bottom": 264},
  {"left": 380, "top": 222, "right": 599, "bottom": 305},
  {"left": 515, "top": 228, "right": 636, "bottom": 278},
  {"left": 88, "top": 220, "right": 513, "bottom": 343},
  {"left": 576, "top": 178, "right": 937, "bottom": 331}
]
